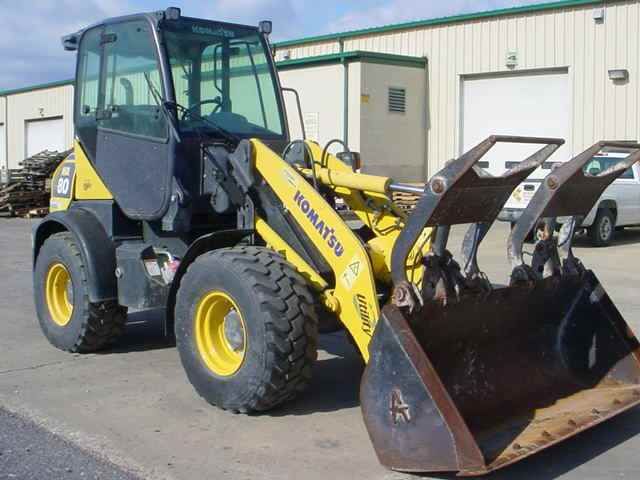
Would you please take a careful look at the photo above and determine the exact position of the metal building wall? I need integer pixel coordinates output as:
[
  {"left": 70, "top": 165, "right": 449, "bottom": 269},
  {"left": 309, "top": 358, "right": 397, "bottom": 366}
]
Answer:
[
  {"left": 275, "top": 0, "right": 640, "bottom": 174},
  {"left": 5, "top": 85, "right": 74, "bottom": 168}
]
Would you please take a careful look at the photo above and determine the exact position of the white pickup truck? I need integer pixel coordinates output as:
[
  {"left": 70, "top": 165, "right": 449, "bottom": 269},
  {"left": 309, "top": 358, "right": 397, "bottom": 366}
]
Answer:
[{"left": 499, "top": 151, "right": 640, "bottom": 246}]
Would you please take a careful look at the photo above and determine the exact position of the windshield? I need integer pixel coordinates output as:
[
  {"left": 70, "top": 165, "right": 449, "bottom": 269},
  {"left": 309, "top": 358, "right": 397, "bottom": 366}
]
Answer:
[{"left": 163, "top": 19, "right": 285, "bottom": 138}]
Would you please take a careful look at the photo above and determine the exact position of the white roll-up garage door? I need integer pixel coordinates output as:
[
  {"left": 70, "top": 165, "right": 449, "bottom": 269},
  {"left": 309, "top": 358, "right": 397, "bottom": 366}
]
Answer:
[
  {"left": 461, "top": 70, "right": 570, "bottom": 177},
  {"left": 25, "top": 117, "right": 65, "bottom": 159},
  {"left": 0, "top": 124, "right": 6, "bottom": 170}
]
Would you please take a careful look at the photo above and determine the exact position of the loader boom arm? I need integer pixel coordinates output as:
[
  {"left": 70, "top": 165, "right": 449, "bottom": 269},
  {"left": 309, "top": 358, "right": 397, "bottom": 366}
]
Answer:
[{"left": 251, "top": 139, "right": 382, "bottom": 360}]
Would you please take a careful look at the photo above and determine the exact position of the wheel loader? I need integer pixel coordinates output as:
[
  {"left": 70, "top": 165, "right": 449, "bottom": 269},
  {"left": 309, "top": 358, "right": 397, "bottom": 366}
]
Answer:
[{"left": 33, "top": 7, "right": 640, "bottom": 475}]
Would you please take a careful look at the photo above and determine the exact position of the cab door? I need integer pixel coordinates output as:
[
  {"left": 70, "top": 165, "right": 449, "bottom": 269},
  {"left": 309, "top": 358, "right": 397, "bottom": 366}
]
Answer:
[{"left": 92, "top": 19, "right": 174, "bottom": 220}]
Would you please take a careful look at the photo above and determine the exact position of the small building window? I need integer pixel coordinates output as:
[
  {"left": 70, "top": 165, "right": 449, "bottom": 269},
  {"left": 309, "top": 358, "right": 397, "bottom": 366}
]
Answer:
[{"left": 388, "top": 87, "right": 406, "bottom": 114}]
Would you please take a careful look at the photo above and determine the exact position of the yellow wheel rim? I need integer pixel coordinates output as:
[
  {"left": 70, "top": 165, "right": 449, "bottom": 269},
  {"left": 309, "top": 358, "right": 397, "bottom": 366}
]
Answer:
[
  {"left": 194, "top": 291, "right": 247, "bottom": 376},
  {"left": 45, "top": 262, "right": 74, "bottom": 327}
]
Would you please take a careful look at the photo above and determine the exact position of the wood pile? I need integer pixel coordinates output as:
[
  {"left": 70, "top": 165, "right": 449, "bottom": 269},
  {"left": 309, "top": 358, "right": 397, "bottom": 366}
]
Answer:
[{"left": 0, "top": 149, "right": 72, "bottom": 218}]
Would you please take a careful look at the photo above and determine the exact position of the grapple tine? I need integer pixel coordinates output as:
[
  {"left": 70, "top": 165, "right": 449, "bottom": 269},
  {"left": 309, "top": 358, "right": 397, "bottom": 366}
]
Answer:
[
  {"left": 508, "top": 141, "right": 640, "bottom": 281},
  {"left": 390, "top": 135, "right": 563, "bottom": 291}
]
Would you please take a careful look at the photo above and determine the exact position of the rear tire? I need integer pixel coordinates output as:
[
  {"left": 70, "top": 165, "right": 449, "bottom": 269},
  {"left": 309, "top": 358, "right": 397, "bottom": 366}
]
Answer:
[
  {"left": 175, "top": 246, "right": 318, "bottom": 413},
  {"left": 588, "top": 209, "right": 615, "bottom": 247},
  {"left": 34, "top": 232, "right": 126, "bottom": 352}
]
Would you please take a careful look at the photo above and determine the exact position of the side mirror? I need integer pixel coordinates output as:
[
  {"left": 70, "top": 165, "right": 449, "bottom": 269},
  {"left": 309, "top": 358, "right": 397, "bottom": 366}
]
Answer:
[
  {"left": 337, "top": 151, "right": 361, "bottom": 171},
  {"left": 61, "top": 33, "right": 79, "bottom": 51}
]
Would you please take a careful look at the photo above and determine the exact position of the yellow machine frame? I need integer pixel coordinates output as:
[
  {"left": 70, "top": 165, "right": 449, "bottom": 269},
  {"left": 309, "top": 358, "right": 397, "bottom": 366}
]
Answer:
[{"left": 50, "top": 138, "right": 429, "bottom": 361}]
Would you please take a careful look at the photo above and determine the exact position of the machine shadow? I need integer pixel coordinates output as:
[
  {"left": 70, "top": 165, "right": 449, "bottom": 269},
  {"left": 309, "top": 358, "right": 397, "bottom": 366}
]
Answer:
[
  {"left": 98, "top": 309, "right": 175, "bottom": 354},
  {"left": 269, "top": 331, "right": 364, "bottom": 416},
  {"left": 425, "top": 406, "right": 640, "bottom": 480}
]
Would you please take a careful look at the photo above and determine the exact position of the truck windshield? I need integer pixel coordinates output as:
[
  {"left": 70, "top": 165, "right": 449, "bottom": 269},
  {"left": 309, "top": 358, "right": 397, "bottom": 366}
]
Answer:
[
  {"left": 163, "top": 19, "right": 285, "bottom": 138},
  {"left": 584, "top": 156, "right": 635, "bottom": 179}
]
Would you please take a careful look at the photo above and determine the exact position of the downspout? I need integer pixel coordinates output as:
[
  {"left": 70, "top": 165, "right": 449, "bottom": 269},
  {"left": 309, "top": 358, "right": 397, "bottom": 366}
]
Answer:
[
  {"left": 2, "top": 95, "right": 7, "bottom": 171},
  {"left": 422, "top": 57, "right": 429, "bottom": 180},
  {"left": 339, "top": 39, "right": 349, "bottom": 148}
]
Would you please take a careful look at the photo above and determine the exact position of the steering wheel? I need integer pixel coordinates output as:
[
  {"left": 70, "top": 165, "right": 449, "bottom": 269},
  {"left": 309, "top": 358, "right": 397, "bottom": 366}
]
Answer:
[{"left": 181, "top": 98, "right": 222, "bottom": 120}]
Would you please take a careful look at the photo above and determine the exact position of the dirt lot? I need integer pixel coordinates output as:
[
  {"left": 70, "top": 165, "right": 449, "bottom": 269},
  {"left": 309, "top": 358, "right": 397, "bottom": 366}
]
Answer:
[{"left": 2, "top": 218, "right": 640, "bottom": 479}]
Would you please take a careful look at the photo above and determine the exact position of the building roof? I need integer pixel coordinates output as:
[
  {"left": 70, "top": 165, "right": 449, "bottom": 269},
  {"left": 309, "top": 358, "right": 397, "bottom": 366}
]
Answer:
[
  {"left": 278, "top": 51, "right": 426, "bottom": 70},
  {"left": 0, "top": 0, "right": 608, "bottom": 96},
  {"left": 0, "top": 79, "right": 74, "bottom": 97},
  {"left": 274, "top": 0, "right": 606, "bottom": 48}
]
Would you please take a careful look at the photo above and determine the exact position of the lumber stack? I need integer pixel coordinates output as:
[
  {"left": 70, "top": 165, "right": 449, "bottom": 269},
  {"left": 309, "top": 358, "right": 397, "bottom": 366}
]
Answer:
[{"left": 0, "top": 149, "right": 72, "bottom": 218}]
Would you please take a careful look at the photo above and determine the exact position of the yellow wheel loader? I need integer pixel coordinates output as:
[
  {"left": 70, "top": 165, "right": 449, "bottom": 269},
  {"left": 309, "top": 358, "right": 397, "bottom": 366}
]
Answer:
[{"left": 33, "top": 7, "right": 640, "bottom": 475}]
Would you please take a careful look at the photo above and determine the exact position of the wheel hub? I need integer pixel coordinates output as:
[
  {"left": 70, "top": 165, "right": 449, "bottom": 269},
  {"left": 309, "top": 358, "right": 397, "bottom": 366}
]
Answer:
[
  {"left": 600, "top": 216, "right": 612, "bottom": 240},
  {"left": 223, "top": 310, "right": 245, "bottom": 352}
]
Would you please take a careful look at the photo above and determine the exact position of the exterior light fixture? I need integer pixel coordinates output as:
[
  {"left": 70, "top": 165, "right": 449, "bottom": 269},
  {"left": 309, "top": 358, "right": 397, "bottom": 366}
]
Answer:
[
  {"left": 164, "top": 7, "right": 181, "bottom": 20},
  {"left": 608, "top": 69, "right": 629, "bottom": 82},
  {"left": 259, "top": 20, "right": 273, "bottom": 36},
  {"left": 593, "top": 8, "right": 605, "bottom": 23}
]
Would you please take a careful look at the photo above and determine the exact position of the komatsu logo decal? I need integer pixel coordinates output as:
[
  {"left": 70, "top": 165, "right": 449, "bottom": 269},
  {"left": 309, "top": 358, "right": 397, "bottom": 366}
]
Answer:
[{"left": 293, "top": 190, "right": 344, "bottom": 257}]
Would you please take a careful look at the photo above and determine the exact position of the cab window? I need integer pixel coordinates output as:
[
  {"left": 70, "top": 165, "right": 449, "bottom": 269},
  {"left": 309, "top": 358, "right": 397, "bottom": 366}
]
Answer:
[
  {"left": 100, "top": 20, "right": 167, "bottom": 140},
  {"left": 75, "top": 27, "right": 102, "bottom": 159}
]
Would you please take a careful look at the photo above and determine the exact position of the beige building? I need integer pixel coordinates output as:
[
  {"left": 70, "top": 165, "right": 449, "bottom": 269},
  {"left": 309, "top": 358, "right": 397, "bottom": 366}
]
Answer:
[
  {"left": 275, "top": 0, "right": 640, "bottom": 178},
  {"left": 1, "top": 0, "right": 639, "bottom": 181},
  {"left": 0, "top": 81, "right": 74, "bottom": 171}
]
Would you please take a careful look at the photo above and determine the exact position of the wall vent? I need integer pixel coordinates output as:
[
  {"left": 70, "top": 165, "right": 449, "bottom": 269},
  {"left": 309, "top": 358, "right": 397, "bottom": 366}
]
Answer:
[{"left": 388, "top": 87, "right": 406, "bottom": 113}]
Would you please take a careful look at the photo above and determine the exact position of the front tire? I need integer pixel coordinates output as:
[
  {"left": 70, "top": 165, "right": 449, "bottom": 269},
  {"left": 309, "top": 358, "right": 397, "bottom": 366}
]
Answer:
[
  {"left": 588, "top": 209, "right": 615, "bottom": 247},
  {"left": 175, "top": 247, "right": 318, "bottom": 413},
  {"left": 34, "top": 232, "right": 126, "bottom": 352}
]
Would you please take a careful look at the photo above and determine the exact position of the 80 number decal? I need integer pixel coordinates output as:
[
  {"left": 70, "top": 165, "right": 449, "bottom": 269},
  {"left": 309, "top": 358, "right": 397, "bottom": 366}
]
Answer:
[{"left": 53, "top": 163, "right": 75, "bottom": 199}]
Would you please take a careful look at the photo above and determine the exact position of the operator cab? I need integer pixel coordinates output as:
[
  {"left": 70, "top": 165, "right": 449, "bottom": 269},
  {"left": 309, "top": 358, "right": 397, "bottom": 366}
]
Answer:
[{"left": 64, "top": 8, "right": 288, "bottom": 227}]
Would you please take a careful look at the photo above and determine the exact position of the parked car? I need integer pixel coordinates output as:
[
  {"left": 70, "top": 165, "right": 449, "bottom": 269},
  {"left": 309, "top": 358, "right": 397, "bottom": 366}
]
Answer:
[{"left": 499, "top": 151, "right": 640, "bottom": 246}]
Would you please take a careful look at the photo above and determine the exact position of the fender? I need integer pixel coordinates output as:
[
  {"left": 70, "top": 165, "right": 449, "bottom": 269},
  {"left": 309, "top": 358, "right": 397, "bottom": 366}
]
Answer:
[
  {"left": 597, "top": 198, "right": 617, "bottom": 214},
  {"left": 33, "top": 208, "right": 117, "bottom": 303},
  {"left": 165, "top": 229, "right": 252, "bottom": 334}
]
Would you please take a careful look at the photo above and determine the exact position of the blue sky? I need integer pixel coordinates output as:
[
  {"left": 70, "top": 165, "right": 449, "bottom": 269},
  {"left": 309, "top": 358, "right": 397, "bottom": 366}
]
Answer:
[{"left": 0, "top": 0, "right": 549, "bottom": 90}]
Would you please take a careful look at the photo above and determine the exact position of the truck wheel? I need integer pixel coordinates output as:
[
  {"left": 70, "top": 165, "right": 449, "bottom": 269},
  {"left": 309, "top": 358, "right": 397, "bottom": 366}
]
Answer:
[
  {"left": 588, "top": 209, "right": 615, "bottom": 247},
  {"left": 175, "top": 246, "right": 318, "bottom": 413},
  {"left": 34, "top": 232, "right": 126, "bottom": 352}
]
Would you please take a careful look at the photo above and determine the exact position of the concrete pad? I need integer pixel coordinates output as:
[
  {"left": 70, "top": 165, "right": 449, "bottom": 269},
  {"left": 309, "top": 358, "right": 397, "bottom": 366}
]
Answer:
[{"left": 2, "top": 218, "right": 640, "bottom": 479}]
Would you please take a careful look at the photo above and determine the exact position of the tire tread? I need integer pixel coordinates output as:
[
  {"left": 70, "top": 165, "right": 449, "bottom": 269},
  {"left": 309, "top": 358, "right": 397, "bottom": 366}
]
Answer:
[{"left": 181, "top": 246, "right": 318, "bottom": 412}]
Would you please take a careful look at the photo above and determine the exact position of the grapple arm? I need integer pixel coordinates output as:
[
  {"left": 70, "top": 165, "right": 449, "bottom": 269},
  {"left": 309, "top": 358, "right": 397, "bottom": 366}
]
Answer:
[
  {"left": 390, "top": 135, "right": 563, "bottom": 300},
  {"left": 508, "top": 141, "right": 640, "bottom": 282},
  {"left": 362, "top": 137, "right": 640, "bottom": 476}
]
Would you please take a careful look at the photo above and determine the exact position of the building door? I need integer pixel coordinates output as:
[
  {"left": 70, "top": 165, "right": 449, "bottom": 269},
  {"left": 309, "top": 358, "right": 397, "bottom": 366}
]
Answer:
[
  {"left": 461, "top": 70, "right": 570, "bottom": 178},
  {"left": 25, "top": 117, "right": 65, "bottom": 158}
]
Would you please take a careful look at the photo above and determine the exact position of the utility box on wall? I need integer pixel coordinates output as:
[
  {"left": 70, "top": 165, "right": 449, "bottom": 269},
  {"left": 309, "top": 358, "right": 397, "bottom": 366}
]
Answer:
[{"left": 278, "top": 51, "right": 427, "bottom": 182}]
